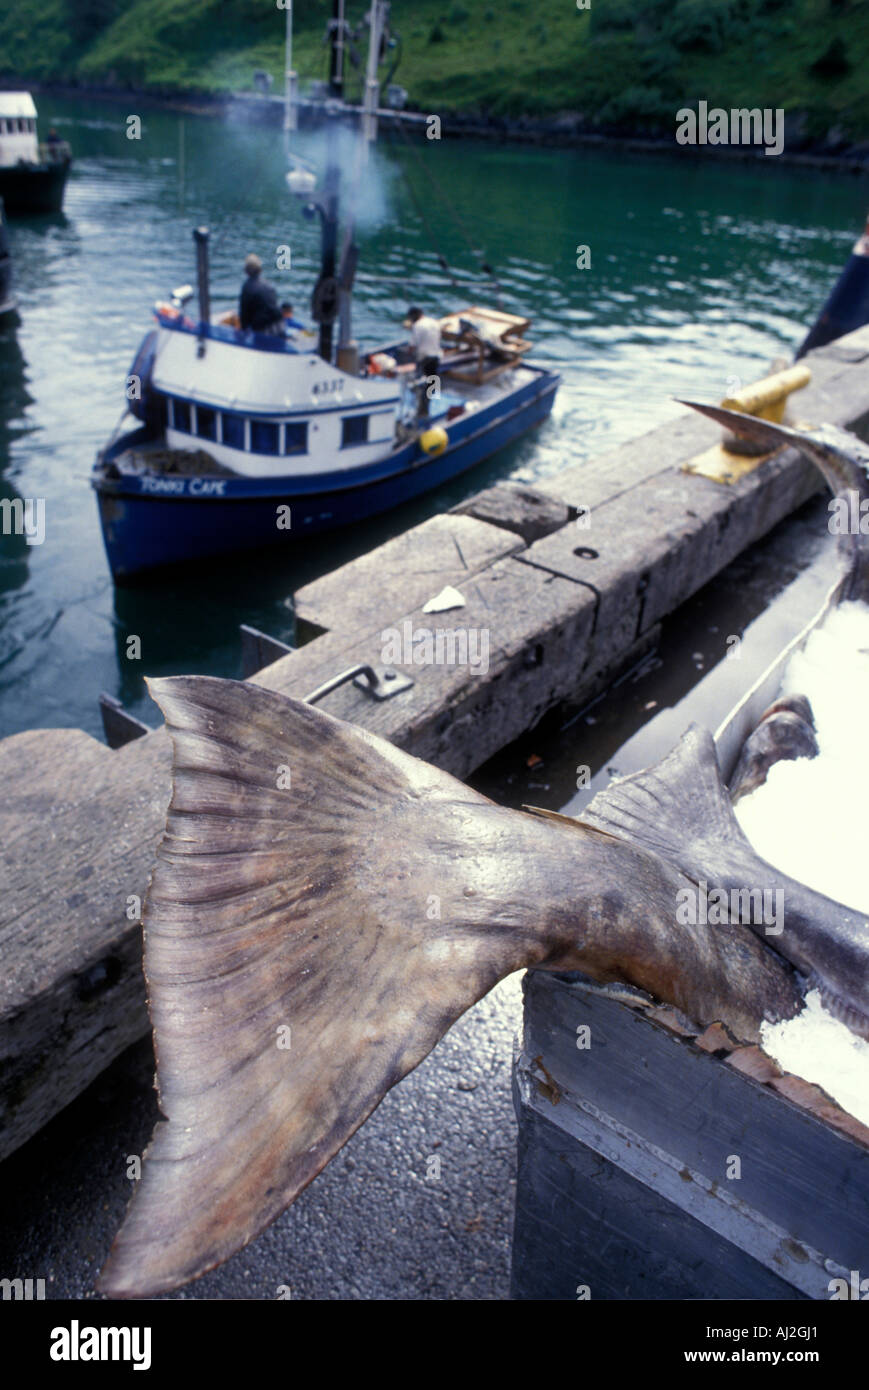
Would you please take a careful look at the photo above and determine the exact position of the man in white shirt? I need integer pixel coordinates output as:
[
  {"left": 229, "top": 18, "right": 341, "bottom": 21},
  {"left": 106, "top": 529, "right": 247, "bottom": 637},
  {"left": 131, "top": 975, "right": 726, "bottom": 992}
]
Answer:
[{"left": 404, "top": 306, "right": 441, "bottom": 417}]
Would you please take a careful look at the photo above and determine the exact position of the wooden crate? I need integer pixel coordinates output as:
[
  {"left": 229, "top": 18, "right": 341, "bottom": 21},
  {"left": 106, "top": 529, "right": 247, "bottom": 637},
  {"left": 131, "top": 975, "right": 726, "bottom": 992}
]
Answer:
[
  {"left": 511, "top": 972, "right": 869, "bottom": 1300},
  {"left": 438, "top": 305, "right": 531, "bottom": 341},
  {"left": 439, "top": 305, "right": 531, "bottom": 384}
]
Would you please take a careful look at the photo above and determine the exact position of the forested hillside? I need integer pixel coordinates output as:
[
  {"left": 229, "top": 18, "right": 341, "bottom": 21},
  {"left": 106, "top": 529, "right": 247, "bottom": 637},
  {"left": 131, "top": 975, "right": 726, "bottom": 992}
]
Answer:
[{"left": 1, "top": 0, "right": 867, "bottom": 141}]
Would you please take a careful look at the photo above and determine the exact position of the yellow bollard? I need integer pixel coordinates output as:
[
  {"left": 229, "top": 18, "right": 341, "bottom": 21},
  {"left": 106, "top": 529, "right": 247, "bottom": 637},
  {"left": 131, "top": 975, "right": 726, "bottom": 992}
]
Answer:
[
  {"left": 720, "top": 362, "right": 811, "bottom": 425},
  {"left": 683, "top": 364, "right": 811, "bottom": 484}
]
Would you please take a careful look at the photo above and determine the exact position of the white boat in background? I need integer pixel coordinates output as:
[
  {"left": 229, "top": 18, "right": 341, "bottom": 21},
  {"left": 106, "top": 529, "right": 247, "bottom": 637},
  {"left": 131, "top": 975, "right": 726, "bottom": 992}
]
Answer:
[{"left": 0, "top": 92, "right": 71, "bottom": 216}]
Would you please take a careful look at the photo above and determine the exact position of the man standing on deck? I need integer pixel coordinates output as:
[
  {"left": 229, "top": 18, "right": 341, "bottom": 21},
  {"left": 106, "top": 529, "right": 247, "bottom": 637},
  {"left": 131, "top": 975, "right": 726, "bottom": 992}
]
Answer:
[
  {"left": 404, "top": 306, "right": 442, "bottom": 418},
  {"left": 239, "top": 254, "right": 283, "bottom": 335}
]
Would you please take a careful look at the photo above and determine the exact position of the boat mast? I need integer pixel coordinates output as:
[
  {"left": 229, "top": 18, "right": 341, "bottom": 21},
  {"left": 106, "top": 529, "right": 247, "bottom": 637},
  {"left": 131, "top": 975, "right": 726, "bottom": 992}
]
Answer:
[
  {"left": 362, "top": 1, "right": 388, "bottom": 144},
  {"left": 310, "top": 118, "right": 341, "bottom": 366},
  {"left": 335, "top": 2, "right": 389, "bottom": 366},
  {"left": 305, "top": 3, "right": 389, "bottom": 368},
  {"left": 283, "top": 0, "right": 297, "bottom": 144},
  {"left": 329, "top": 0, "right": 346, "bottom": 100},
  {"left": 193, "top": 226, "right": 210, "bottom": 358}
]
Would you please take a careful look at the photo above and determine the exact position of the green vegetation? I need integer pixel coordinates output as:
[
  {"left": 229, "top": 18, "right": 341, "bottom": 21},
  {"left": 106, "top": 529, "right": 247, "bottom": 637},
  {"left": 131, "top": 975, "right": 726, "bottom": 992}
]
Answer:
[{"left": 2, "top": 0, "right": 869, "bottom": 141}]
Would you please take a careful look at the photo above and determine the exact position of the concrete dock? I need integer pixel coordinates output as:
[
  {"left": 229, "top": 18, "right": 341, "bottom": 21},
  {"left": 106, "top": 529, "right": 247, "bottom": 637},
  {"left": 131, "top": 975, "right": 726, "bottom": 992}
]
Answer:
[{"left": 2, "top": 323, "right": 869, "bottom": 1170}]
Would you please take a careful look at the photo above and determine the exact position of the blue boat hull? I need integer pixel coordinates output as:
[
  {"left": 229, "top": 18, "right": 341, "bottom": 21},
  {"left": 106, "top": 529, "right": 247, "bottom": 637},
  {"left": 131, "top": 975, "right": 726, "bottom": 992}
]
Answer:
[{"left": 93, "top": 366, "right": 560, "bottom": 582}]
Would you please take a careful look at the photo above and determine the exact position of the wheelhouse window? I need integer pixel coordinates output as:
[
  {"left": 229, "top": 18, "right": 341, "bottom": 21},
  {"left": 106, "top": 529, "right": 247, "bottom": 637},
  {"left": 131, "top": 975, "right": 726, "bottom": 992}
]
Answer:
[
  {"left": 150, "top": 392, "right": 168, "bottom": 432},
  {"left": 250, "top": 419, "right": 280, "bottom": 455},
  {"left": 171, "top": 398, "right": 191, "bottom": 433},
  {"left": 196, "top": 405, "right": 217, "bottom": 442},
  {"left": 341, "top": 414, "right": 369, "bottom": 448},
  {"left": 284, "top": 421, "right": 308, "bottom": 455},
  {"left": 221, "top": 412, "right": 246, "bottom": 450}
]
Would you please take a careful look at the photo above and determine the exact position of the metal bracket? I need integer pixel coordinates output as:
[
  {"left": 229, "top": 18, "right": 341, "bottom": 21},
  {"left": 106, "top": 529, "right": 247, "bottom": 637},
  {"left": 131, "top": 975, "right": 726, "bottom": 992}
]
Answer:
[
  {"left": 240, "top": 624, "right": 294, "bottom": 678},
  {"left": 304, "top": 663, "right": 414, "bottom": 705},
  {"left": 99, "top": 693, "right": 151, "bottom": 749}
]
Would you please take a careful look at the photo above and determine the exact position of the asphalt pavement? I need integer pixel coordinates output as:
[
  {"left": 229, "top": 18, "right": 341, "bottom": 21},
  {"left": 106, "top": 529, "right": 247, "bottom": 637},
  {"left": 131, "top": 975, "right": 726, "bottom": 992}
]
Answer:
[{"left": 0, "top": 974, "right": 524, "bottom": 1301}]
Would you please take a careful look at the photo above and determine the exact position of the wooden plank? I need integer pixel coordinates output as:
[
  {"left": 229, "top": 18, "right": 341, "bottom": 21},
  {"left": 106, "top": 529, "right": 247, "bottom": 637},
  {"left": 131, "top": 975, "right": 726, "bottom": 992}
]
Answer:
[
  {"left": 513, "top": 972, "right": 869, "bottom": 1300},
  {"left": 439, "top": 305, "right": 531, "bottom": 341},
  {"left": 511, "top": 1104, "right": 807, "bottom": 1301},
  {"left": 267, "top": 557, "right": 598, "bottom": 775},
  {"left": 515, "top": 447, "right": 822, "bottom": 648},
  {"left": 0, "top": 728, "right": 170, "bottom": 1162},
  {"left": 446, "top": 352, "right": 528, "bottom": 386},
  {"left": 99, "top": 693, "right": 151, "bottom": 748},
  {"left": 239, "top": 624, "right": 293, "bottom": 678},
  {"left": 292, "top": 513, "right": 524, "bottom": 639}
]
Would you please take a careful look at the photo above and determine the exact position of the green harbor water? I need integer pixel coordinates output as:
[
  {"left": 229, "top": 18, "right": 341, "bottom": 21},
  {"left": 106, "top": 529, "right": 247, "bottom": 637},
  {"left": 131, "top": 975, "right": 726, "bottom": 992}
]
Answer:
[{"left": 0, "top": 94, "right": 863, "bottom": 739}]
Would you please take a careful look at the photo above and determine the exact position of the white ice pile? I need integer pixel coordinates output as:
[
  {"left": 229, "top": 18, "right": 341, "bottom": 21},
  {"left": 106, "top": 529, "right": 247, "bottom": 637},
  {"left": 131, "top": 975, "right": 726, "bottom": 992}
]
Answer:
[
  {"left": 761, "top": 991, "right": 869, "bottom": 1127},
  {"left": 734, "top": 600, "right": 869, "bottom": 1126}
]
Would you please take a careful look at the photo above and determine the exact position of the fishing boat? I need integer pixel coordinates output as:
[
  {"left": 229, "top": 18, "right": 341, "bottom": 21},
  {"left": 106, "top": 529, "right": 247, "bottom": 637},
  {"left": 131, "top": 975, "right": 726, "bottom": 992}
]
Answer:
[
  {"left": 92, "top": 269, "right": 559, "bottom": 582},
  {"left": 0, "top": 198, "right": 15, "bottom": 317},
  {"left": 92, "top": 2, "right": 559, "bottom": 583},
  {"left": 0, "top": 93, "right": 71, "bottom": 216}
]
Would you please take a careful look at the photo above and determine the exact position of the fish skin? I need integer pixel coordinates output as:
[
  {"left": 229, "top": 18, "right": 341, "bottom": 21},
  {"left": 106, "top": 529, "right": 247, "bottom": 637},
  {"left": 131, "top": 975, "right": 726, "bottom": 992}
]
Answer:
[
  {"left": 583, "top": 724, "right": 869, "bottom": 1037},
  {"left": 728, "top": 698, "right": 819, "bottom": 804},
  {"left": 763, "top": 693, "right": 816, "bottom": 729},
  {"left": 674, "top": 401, "right": 869, "bottom": 1013},
  {"left": 97, "top": 675, "right": 804, "bottom": 1299}
]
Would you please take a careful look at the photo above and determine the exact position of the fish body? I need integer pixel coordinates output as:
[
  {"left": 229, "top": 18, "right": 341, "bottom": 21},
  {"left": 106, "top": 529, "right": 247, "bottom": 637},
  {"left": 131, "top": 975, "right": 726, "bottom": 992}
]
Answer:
[
  {"left": 728, "top": 695, "right": 818, "bottom": 803},
  {"left": 97, "top": 675, "right": 867, "bottom": 1299},
  {"left": 97, "top": 401, "right": 869, "bottom": 1298},
  {"left": 582, "top": 724, "right": 869, "bottom": 1035}
]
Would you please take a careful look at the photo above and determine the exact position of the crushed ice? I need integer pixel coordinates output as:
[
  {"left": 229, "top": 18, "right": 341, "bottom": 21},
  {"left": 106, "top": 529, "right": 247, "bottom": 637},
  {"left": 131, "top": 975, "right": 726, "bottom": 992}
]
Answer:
[{"left": 734, "top": 601, "right": 869, "bottom": 1125}]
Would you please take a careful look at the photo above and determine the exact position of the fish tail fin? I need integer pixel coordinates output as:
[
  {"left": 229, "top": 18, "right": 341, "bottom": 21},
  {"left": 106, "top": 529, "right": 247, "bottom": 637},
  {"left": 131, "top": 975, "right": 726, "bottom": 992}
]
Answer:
[
  {"left": 581, "top": 724, "right": 745, "bottom": 874},
  {"left": 96, "top": 676, "right": 535, "bottom": 1298},
  {"left": 677, "top": 399, "right": 809, "bottom": 456},
  {"left": 584, "top": 725, "right": 869, "bottom": 1035},
  {"left": 679, "top": 399, "right": 869, "bottom": 592}
]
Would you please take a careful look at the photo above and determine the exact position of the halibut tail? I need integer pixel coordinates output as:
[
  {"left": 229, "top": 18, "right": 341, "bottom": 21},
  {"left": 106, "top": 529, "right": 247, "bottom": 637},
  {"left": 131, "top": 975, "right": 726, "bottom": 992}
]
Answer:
[
  {"left": 98, "top": 677, "right": 804, "bottom": 1298},
  {"left": 97, "top": 676, "right": 552, "bottom": 1297}
]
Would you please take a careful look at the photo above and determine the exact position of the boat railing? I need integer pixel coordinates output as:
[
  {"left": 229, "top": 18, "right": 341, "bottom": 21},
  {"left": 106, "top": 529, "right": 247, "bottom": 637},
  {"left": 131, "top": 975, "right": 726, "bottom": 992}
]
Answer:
[
  {"left": 38, "top": 140, "right": 72, "bottom": 165},
  {"left": 154, "top": 308, "right": 303, "bottom": 355}
]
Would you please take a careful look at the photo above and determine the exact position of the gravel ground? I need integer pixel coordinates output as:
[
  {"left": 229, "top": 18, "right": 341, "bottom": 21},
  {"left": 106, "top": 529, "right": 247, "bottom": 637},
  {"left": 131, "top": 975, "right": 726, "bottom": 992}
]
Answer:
[{"left": 0, "top": 974, "right": 525, "bottom": 1301}]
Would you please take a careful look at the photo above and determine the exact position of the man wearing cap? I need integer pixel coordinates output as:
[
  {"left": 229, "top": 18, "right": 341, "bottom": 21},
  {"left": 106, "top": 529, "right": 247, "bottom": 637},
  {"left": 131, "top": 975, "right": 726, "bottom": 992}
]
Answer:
[
  {"left": 239, "top": 254, "right": 283, "bottom": 334},
  {"left": 404, "top": 306, "right": 441, "bottom": 418}
]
